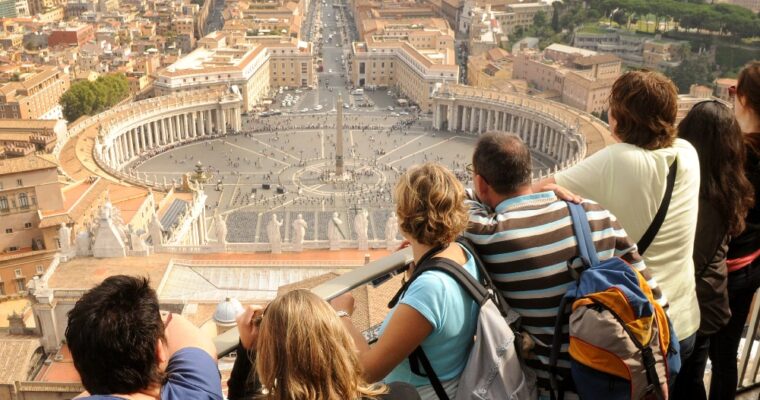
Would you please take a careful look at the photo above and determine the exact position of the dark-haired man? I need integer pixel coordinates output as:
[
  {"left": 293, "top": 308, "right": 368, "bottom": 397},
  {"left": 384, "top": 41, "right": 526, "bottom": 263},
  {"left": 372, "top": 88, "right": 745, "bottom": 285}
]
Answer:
[
  {"left": 464, "top": 132, "right": 664, "bottom": 397},
  {"left": 66, "top": 275, "right": 223, "bottom": 400}
]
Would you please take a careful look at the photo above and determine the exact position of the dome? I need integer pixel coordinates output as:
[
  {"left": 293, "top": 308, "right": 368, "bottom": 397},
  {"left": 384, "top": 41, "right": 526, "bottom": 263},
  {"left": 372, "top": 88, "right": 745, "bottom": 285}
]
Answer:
[{"left": 213, "top": 298, "right": 243, "bottom": 327}]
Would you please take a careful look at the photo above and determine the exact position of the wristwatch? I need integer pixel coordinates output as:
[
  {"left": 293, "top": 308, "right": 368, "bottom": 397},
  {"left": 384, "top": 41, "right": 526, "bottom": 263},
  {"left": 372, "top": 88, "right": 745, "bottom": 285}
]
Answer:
[{"left": 336, "top": 310, "right": 351, "bottom": 319}]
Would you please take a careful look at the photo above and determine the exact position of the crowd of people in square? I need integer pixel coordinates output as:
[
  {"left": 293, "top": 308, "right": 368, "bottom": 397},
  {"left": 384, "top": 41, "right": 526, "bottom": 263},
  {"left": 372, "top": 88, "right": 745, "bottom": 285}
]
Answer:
[{"left": 64, "top": 61, "right": 760, "bottom": 400}]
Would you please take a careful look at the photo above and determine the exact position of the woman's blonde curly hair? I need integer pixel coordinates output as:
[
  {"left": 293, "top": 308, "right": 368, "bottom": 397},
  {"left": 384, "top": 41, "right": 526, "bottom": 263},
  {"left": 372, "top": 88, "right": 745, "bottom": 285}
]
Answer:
[{"left": 394, "top": 162, "right": 468, "bottom": 247}]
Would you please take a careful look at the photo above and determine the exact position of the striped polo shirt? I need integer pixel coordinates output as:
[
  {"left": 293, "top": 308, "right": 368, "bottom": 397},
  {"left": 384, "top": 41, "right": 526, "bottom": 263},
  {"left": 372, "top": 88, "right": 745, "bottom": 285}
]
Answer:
[{"left": 464, "top": 190, "right": 664, "bottom": 394}]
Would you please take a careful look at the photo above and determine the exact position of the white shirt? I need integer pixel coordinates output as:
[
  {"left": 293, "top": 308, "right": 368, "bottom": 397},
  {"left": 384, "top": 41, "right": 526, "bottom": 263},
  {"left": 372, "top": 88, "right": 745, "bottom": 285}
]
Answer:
[{"left": 555, "top": 138, "right": 700, "bottom": 339}]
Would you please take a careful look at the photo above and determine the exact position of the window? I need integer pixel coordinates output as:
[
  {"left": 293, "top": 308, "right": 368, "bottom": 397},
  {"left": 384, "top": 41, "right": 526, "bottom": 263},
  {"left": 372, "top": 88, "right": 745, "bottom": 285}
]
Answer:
[
  {"left": 24, "top": 222, "right": 31, "bottom": 229},
  {"left": 5, "top": 228, "right": 11, "bottom": 234},
  {"left": 14, "top": 269, "right": 22, "bottom": 278},
  {"left": 36, "top": 265, "right": 44, "bottom": 275},
  {"left": 16, "top": 279, "right": 25, "bottom": 292},
  {"left": 16, "top": 179, "right": 22, "bottom": 186},
  {"left": 18, "top": 193, "right": 28, "bottom": 209},
  {"left": 0, "top": 196, "right": 7, "bottom": 211},
  {"left": 0, "top": 282, "right": 4, "bottom": 296}
]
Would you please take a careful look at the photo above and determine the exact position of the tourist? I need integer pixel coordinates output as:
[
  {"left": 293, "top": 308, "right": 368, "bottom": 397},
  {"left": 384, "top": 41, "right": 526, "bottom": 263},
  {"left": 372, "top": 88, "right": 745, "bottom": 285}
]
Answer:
[
  {"left": 539, "top": 70, "right": 701, "bottom": 360},
  {"left": 710, "top": 61, "right": 760, "bottom": 400},
  {"left": 65, "top": 275, "right": 222, "bottom": 399},
  {"left": 466, "top": 132, "right": 662, "bottom": 397},
  {"left": 671, "top": 100, "right": 754, "bottom": 400},
  {"left": 330, "top": 163, "right": 478, "bottom": 399},
  {"left": 228, "top": 290, "right": 420, "bottom": 400}
]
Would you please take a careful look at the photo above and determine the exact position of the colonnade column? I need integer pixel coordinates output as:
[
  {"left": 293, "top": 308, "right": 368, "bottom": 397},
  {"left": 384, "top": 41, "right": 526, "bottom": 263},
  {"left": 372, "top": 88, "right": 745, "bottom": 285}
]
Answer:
[
  {"left": 146, "top": 123, "right": 153, "bottom": 149},
  {"left": 198, "top": 111, "right": 206, "bottom": 136},
  {"left": 219, "top": 108, "right": 227, "bottom": 134},
  {"left": 138, "top": 126, "right": 145, "bottom": 153},
  {"left": 190, "top": 113, "right": 197, "bottom": 138}
]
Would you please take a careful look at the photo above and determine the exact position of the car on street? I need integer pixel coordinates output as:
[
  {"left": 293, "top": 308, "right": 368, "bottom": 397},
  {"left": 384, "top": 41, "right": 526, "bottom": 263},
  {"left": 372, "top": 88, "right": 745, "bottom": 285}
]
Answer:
[
  {"left": 343, "top": 103, "right": 349, "bottom": 109},
  {"left": 314, "top": 105, "right": 324, "bottom": 111},
  {"left": 387, "top": 106, "right": 394, "bottom": 111},
  {"left": 301, "top": 108, "right": 310, "bottom": 113}
]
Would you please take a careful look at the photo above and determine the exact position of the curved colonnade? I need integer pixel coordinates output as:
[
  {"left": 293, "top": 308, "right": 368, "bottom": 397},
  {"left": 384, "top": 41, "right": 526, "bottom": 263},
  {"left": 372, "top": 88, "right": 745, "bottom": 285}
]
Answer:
[
  {"left": 90, "top": 89, "right": 244, "bottom": 190},
  {"left": 79, "top": 85, "right": 610, "bottom": 190},
  {"left": 432, "top": 84, "right": 611, "bottom": 179}
]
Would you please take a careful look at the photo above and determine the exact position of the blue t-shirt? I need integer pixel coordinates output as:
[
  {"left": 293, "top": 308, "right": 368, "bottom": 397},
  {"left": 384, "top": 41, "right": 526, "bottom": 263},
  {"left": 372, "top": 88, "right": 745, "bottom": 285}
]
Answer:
[
  {"left": 380, "top": 245, "right": 480, "bottom": 386},
  {"left": 81, "top": 347, "right": 223, "bottom": 400}
]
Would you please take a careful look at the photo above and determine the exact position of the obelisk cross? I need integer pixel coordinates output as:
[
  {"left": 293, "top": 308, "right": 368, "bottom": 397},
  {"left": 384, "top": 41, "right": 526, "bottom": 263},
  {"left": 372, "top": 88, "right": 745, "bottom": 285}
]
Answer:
[{"left": 336, "top": 93, "right": 344, "bottom": 175}]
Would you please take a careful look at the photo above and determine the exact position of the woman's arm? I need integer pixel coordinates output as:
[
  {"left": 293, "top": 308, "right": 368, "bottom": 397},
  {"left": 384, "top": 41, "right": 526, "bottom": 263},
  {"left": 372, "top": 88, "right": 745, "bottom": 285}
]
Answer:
[{"left": 332, "top": 294, "right": 433, "bottom": 383}]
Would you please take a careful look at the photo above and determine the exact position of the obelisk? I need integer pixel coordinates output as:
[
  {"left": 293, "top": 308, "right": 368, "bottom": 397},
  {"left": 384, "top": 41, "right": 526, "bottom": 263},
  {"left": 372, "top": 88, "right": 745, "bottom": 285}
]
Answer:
[{"left": 336, "top": 93, "right": 344, "bottom": 175}]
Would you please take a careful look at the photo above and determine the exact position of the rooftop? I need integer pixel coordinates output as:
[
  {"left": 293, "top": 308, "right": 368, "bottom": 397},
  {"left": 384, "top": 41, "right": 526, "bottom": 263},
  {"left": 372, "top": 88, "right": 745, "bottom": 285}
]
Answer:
[
  {"left": 0, "top": 332, "right": 40, "bottom": 384},
  {"left": 545, "top": 43, "right": 598, "bottom": 58},
  {"left": 0, "top": 154, "right": 58, "bottom": 176}
]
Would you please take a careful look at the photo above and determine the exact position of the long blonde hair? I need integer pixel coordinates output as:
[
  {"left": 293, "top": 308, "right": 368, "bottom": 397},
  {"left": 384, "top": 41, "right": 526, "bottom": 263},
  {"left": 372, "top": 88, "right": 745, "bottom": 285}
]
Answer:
[{"left": 256, "top": 289, "right": 387, "bottom": 400}]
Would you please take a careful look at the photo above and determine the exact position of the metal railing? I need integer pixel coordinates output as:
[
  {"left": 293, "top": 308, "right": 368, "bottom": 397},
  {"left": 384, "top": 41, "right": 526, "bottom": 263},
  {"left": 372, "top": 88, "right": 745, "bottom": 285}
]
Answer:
[
  {"left": 737, "top": 287, "right": 760, "bottom": 393},
  {"left": 213, "top": 248, "right": 413, "bottom": 357},
  {"left": 213, "top": 249, "right": 760, "bottom": 396}
]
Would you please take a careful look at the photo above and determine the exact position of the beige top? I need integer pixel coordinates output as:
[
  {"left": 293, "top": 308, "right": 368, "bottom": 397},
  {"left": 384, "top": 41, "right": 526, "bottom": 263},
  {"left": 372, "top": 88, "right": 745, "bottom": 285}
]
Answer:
[{"left": 555, "top": 138, "right": 701, "bottom": 339}]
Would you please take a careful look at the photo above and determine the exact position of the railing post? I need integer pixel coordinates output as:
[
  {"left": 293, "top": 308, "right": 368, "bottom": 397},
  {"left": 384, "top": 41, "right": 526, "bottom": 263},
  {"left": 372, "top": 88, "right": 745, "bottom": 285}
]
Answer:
[{"left": 738, "top": 288, "right": 760, "bottom": 390}]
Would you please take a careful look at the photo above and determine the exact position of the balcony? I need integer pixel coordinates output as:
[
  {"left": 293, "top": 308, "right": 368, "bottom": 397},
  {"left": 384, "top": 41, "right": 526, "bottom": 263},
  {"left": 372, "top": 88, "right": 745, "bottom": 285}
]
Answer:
[{"left": 213, "top": 248, "right": 760, "bottom": 396}]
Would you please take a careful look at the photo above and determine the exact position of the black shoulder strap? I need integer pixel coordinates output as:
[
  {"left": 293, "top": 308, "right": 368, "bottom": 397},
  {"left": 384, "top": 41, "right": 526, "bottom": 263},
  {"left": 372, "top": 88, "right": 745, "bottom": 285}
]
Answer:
[
  {"left": 414, "top": 258, "right": 490, "bottom": 305},
  {"left": 638, "top": 158, "right": 678, "bottom": 256},
  {"left": 409, "top": 347, "right": 450, "bottom": 400},
  {"left": 388, "top": 244, "right": 447, "bottom": 309}
]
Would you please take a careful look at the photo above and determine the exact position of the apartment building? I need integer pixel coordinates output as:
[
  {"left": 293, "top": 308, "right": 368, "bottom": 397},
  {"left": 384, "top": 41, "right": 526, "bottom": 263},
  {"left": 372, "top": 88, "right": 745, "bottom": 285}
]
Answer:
[
  {"left": 0, "top": 118, "right": 67, "bottom": 154},
  {"left": 154, "top": 40, "right": 271, "bottom": 112},
  {"left": 513, "top": 44, "right": 622, "bottom": 114},
  {"left": 155, "top": 32, "right": 314, "bottom": 111},
  {"left": 0, "top": 0, "right": 16, "bottom": 17},
  {"left": 460, "top": 1, "right": 553, "bottom": 36},
  {"left": 349, "top": 17, "right": 458, "bottom": 112},
  {"left": 0, "top": 67, "right": 70, "bottom": 120},
  {"left": 0, "top": 155, "right": 62, "bottom": 256},
  {"left": 267, "top": 40, "right": 315, "bottom": 88},
  {"left": 48, "top": 23, "right": 95, "bottom": 47},
  {"left": 466, "top": 47, "right": 526, "bottom": 94},
  {"left": 573, "top": 29, "right": 687, "bottom": 70},
  {"left": 352, "top": 40, "right": 458, "bottom": 112}
]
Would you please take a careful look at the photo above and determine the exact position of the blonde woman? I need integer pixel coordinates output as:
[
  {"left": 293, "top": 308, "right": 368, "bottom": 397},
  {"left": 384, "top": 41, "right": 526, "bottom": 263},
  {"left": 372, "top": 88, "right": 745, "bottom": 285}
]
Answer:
[
  {"left": 331, "top": 162, "right": 480, "bottom": 399},
  {"left": 229, "top": 290, "right": 420, "bottom": 400}
]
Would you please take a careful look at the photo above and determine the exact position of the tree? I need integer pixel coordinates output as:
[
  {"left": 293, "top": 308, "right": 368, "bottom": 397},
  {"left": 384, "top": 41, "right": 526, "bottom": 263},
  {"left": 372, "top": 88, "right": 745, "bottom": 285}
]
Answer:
[
  {"left": 533, "top": 11, "right": 548, "bottom": 29},
  {"left": 551, "top": 2, "right": 561, "bottom": 32},
  {"left": 60, "top": 74, "right": 130, "bottom": 122},
  {"left": 665, "top": 53, "right": 714, "bottom": 93}
]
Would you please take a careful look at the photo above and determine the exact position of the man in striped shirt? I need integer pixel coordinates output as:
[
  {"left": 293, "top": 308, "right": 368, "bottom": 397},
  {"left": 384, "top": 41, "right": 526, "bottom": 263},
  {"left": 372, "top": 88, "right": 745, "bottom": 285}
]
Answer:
[{"left": 464, "top": 132, "right": 664, "bottom": 397}]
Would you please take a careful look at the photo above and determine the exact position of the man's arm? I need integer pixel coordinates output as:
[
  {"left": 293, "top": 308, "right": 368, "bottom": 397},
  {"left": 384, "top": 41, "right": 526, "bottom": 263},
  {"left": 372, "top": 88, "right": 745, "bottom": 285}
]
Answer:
[
  {"left": 464, "top": 189, "right": 501, "bottom": 237},
  {"left": 164, "top": 313, "right": 218, "bottom": 360}
]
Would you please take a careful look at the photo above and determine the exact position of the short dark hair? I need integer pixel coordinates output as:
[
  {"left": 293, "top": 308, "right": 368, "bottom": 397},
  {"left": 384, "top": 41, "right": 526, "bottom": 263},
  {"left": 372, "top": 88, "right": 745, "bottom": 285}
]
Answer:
[
  {"left": 472, "top": 132, "right": 532, "bottom": 195},
  {"left": 609, "top": 70, "right": 678, "bottom": 150},
  {"left": 66, "top": 275, "right": 166, "bottom": 395}
]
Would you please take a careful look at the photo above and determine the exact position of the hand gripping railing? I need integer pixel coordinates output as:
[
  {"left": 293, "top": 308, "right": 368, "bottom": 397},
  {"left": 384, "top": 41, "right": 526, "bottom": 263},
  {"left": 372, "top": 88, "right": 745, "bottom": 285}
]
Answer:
[{"left": 214, "top": 248, "right": 414, "bottom": 357}]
